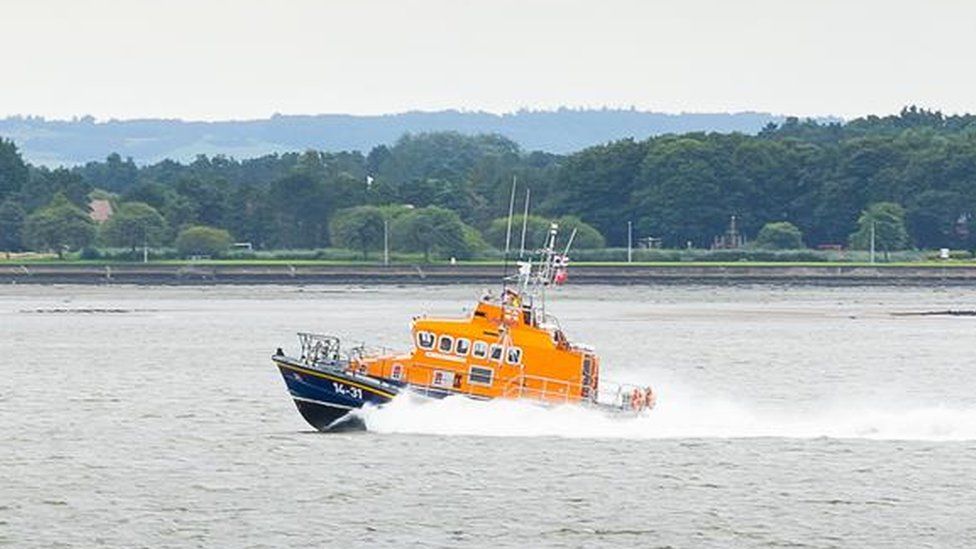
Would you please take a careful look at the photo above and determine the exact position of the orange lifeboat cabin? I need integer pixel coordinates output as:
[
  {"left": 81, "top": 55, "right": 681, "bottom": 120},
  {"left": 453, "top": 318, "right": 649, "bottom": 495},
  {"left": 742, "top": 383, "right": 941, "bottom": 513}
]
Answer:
[{"left": 352, "top": 295, "right": 600, "bottom": 404}]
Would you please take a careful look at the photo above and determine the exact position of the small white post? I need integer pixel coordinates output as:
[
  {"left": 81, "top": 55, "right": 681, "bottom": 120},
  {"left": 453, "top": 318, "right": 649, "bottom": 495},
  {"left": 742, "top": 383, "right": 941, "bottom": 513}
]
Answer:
[
  {"left": 627, "top": 221, "right": 633, "bottom": 263},
  {"left": 143, "top": 235, "right": 148, "bottom": 264},
  {"left": 383, "top": 219, "right": 389, "bottom": 266},
  {"left": 870, "top": 221, "right": 876, "bottom": 264}
]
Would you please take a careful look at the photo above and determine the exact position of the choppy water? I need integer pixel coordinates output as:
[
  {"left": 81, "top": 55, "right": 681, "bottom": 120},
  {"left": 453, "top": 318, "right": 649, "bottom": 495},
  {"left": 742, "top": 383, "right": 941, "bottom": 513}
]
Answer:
[{"left": 3, "top": 283, "right": 976, "bottom": 547}]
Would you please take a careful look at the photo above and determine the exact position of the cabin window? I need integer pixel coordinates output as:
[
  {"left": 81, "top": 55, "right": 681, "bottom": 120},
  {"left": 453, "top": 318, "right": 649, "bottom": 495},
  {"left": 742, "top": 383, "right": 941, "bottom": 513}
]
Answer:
[
  {"left": 468, "top": 366, "right": 494, "bottom": 386},
  {"left": 432, "top": 370, "right": 455, "bottom": 387},
  {"left": 489, "top": 344, "right": 503, "bottom": 362},
  {"left": 472, "top": 341, "right": 488, "bottom": 359},
  {"left": 581, "top": 356, "right": 592, "bottom": 392},
  {"left": 438, "top": 335, "right": 454, "bottom": 353},
  {"left": 455, "top": 338, "right": 470, "bottom": 356},
  {"left": 506, "top": 347, "right": 522, "bottom": 365},
  {"left": 416, "top": 331, "right": 435, "bottom": 350},
  {"left": 391, "top": 363, "right": 404, "bottom": 380}
]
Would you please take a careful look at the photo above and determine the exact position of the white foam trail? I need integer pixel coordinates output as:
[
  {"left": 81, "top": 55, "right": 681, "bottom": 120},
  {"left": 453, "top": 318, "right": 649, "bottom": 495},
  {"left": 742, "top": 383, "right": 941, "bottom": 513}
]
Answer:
[{"left": 361, "top": 391, "right": 976, "bottom": 442}]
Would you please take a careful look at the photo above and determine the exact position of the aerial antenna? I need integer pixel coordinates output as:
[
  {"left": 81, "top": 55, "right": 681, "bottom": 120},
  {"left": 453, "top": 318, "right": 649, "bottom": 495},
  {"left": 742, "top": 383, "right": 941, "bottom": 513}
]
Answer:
[
  {"left": 562, "top": 227, "right": 578, "bottom": 257},
  {"left": 502, "top": 176, "right": 517, "bottom": 295},
  {"left": 504, "top": 176, "right": 517, "bottom": 257},
  {"left": 518, "top": 187, "right": 530, "bottom": 258}
]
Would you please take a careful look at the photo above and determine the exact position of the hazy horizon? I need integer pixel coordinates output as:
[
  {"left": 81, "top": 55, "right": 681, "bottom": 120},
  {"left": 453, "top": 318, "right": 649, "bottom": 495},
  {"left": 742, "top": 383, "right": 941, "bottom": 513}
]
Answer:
[
  {"left": 2, "top": 108, "right": 822, "bottom": 165},
  {"left": 0, "top": 106, "right": 846, "bottom": 124},
  {"left": 3, "top": 0, "right": 974, "bottom": 121}
]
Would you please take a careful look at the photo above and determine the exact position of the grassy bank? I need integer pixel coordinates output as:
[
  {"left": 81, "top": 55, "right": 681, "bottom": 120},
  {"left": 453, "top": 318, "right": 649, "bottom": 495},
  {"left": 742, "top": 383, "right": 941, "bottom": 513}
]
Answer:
[
  {"left": 4, "top": 245, "right": 976, "bottom": 269},
  {"left": 0, "top": 257, "right": 976, "bottom": 271},
  {"left": 3, "top": 257, "right": 976, "bottom": 269},
  {"left": 5, "top": 260, "right": 976, "bottom": 286}
]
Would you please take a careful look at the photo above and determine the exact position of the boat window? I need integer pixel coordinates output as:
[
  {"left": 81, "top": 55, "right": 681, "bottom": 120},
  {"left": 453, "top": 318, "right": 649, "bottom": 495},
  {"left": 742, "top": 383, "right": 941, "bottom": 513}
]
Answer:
[
  {"left": 506, "top": 347, "right": 522, "bottom": 365},
  {"left": 416, "top": 331, "right": 435, "bottom": 350},
  {"left": 472, "top": 341, "right": 488, "bottom": 359},
  {"left": 455, "top": 338, "right": 470, "bottom": 356},
  {"left": 391, "top": 363, "right": 403, "bottom": 380},
  {"left": 468, "top": 366, "right": 493, "bottom": 386},
  {"left": 489, "top": 344, "right": 503, "bottom": 362},
  {"left": 438, "top": 335, "right": 454, "bottom": 353},
  {"left": 432, "top": 370, "right": 455, "bottom": 387}
]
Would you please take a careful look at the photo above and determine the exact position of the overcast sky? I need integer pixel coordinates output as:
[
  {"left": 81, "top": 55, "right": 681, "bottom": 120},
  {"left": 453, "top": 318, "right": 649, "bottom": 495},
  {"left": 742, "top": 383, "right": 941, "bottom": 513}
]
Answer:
[{"left": 1, "top": 0, "right": 973, "bottom": 121}]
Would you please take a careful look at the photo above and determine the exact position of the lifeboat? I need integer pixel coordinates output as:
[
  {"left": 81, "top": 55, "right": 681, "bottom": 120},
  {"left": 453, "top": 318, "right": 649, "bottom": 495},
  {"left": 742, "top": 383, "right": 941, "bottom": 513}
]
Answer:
[{"left": 272, "top": 221, "right": 656, "bottom": 432}]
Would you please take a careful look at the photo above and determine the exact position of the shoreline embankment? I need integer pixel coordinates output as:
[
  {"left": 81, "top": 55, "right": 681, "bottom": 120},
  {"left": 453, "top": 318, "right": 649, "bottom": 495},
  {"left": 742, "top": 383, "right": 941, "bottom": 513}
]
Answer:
[{"left": 4, "top": 263, "right": 976, "bottom": 285}]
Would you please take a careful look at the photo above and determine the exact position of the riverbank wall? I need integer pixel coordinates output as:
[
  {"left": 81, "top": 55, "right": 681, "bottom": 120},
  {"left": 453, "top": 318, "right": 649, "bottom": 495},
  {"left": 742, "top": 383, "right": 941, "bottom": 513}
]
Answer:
[{"left": 4, "top": 263, "right": 976, "bottom": 285}]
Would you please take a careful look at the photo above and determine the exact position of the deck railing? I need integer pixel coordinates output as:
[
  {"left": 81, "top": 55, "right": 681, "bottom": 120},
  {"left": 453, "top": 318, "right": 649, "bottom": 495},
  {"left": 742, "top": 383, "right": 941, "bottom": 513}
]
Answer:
[
  {"left": 294, "top": 333, "right": 650, "bottom": 412},
  {"left": 390, "top": 361, "right": 645, "bottom": 412}
]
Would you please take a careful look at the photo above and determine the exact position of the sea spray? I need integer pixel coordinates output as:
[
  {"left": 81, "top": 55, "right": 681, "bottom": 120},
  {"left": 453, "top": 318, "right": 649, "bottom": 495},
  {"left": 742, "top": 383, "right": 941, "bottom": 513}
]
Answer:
[{"left": 361, "top": 390, "right": 976, "bottom": 442}]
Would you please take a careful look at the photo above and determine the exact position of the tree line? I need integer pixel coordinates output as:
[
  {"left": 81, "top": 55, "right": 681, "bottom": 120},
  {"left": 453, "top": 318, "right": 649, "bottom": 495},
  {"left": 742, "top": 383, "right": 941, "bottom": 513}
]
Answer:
[{"left": 2, "top": 106, "right": 976, "bottom": 259}]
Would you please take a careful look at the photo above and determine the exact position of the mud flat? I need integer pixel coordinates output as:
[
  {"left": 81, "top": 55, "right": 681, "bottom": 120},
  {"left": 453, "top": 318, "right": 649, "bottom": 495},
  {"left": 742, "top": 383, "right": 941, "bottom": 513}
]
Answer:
[{"left": 4, "top": 263, "right": 976, "bottom": 285}]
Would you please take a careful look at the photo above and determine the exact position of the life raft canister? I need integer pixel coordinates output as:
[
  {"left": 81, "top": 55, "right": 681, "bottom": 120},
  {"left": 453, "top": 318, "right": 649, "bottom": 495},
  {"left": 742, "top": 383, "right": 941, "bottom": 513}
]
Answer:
[
  {"left": 630, "top": 388, "right": 644, "bottom": 411},
  {"left": 644, "top": 386, "right": 656, "bottom": 410}
]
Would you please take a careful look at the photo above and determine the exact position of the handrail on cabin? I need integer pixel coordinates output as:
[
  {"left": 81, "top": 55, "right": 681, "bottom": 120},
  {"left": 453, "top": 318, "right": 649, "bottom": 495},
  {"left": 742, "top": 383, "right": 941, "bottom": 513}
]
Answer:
[{"left": 294, "top": 333, "right": 644, "bottom": 412}]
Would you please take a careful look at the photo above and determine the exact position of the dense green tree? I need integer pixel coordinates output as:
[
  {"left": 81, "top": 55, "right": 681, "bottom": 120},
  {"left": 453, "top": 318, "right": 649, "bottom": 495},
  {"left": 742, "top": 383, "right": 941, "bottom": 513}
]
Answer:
[
  {"left": 8, "top": 109, "right": 976, "bottom": 256},
  {"left": 122, "top": 181, "right": 172, "bottom": 211},
  {"left": 483, "top": 214, "right": 604, "bottom": 252},
  {"left": 20, "top": 167, "right": 93, "bottom": 211},
  {"left": 391, "top": 206, "right": 470, "bottom": 261},
  {"left": 175, "top": 177, "right": 228, "bottom": 227},
  {"left": 484, "top": 214, "right": 552, "bottom": 252},
  {"left": 548, "top": 138, "right": 645, "bottom": 245},
  {"left": 554, "top": 215, "right": 606, "bottom": 249},
  {"left": 461, "top": 224, "right": 491, "bottom": 255},
  {"left": 0, "top": 199, "right": 26, "bottom": 251},
  {"left": 375, "top": 132, "right": 520, "bottom": 186},
  {"left": 905, "top": 190, "right": 967, "bottom": 249},
  {"left": 267, "top": 173, "right": 331, "bottom": 248},
  {"left": 175, "top": 225, "right": 232, "bottom": 257},
  {"left": 0, "top": 138, "right": 29, "bottom": 202},
  {"left": 329, "top": 172, "right": 370, "bottom": 212},
  {"left": 23, "top": 194, "right": 96, "bottom": 257},
  {"left": 754, "top": 221, "right": 805, "bottom": 249},
  {"left": 99, "top": 202, "right": 168, "bottom": 251},
  {"left": 849, "top": 202, "right": 910, "bottom": 258},
  {"left": 634, "top": 136, "right": 728, "bottom": 247},
  {"left": 329, "top": 206, "right": 386, "bottom": 259},
  {"left": 223, "top": 183, "right": 272, "bottom": 249},
  {"left": 78, "top": 153, "right": 139, "bottom": 191}
]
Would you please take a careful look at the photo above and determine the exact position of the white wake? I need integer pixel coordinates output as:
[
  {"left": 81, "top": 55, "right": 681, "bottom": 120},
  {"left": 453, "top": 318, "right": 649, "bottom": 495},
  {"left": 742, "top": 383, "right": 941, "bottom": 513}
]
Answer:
[{"left": 360, "top": 389, "right": 976, "bottom": 442}]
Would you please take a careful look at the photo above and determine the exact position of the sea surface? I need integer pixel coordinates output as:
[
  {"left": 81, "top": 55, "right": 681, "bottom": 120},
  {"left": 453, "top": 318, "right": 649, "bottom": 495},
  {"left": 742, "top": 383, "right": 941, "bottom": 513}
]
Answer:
[{"left": 2, "top": 283, "right": 976, "bottom": 548}]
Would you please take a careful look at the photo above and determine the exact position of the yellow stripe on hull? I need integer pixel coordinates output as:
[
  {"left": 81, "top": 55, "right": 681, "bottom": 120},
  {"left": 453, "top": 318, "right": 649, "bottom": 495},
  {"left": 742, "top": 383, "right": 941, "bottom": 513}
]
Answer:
[{"left": 274, "top": 360, "right": 397, "bottom": 399}]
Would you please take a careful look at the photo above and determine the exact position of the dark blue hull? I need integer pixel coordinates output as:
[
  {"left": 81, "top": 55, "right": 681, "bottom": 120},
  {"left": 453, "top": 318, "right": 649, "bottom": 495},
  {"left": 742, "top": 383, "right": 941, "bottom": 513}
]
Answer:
[{"left": 273, "top": 356, "right": 399, "bottom": 432}]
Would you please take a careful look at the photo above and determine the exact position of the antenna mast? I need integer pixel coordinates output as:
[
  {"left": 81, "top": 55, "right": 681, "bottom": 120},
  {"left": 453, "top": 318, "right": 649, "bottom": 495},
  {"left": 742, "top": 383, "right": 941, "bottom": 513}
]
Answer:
[
  {"left": 518, "top": 188, "right": 530, "bottom": 258},
  {"left": 503, "top": 176, "right": 517, "bottom": 258},
  {"left": 501, "top": 176, "right": 517, "bottom": 297}
]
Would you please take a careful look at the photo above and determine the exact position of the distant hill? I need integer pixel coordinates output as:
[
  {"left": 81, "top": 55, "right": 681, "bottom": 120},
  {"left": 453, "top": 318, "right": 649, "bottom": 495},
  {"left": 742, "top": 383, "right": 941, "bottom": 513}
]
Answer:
[{"left": 0, "top": 109, "right": 840, "bottom": 166}]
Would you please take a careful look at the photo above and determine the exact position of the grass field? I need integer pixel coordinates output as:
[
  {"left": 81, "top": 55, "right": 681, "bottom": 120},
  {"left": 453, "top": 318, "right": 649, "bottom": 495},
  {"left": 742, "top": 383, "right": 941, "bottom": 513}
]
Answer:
[{"left": 3, "top": 257, "right": 975, "bottom": 268}]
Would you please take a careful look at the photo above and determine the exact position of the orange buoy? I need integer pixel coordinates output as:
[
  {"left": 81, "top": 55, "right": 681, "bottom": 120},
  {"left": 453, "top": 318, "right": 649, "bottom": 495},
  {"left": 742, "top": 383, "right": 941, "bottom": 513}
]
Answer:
[
  {"left": 630, "top": 388, "right": 644, "bottom": 411},
  {"left": 644, "top": 387, "right": 656, "bottom": 410}
]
